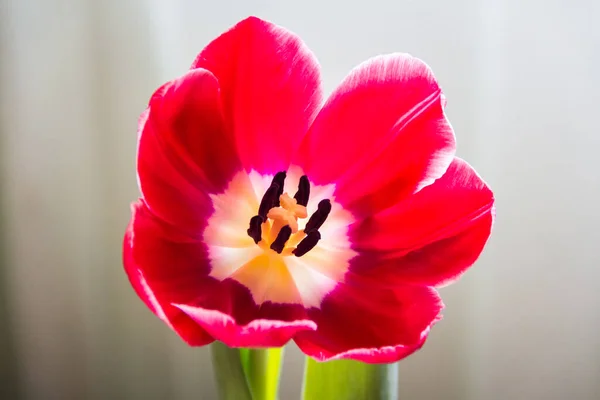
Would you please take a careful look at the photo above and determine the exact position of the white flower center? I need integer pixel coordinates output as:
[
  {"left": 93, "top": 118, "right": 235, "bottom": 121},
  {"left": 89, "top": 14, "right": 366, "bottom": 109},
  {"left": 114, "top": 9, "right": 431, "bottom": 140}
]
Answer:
[{"left": 203, "top": 166, "right": 357, "bottom": 308}]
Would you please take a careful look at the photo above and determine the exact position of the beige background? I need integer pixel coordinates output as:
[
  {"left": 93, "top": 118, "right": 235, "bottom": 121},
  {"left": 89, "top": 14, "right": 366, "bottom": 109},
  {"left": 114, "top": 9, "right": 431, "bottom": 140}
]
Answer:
[{"left": 1, "top": 0, "right": 599, "bottom": 399}]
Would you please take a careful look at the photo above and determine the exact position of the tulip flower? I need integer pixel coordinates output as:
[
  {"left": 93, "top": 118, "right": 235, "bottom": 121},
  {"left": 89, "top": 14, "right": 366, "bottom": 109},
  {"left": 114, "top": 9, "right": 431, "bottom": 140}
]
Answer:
[{"left": 124, "top": 16, "right": 494, "bottom": 399}]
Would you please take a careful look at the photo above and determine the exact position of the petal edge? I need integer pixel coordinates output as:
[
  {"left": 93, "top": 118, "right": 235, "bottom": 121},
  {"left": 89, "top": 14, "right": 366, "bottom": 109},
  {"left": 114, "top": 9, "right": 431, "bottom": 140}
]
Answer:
[{"left": 175, "top": 304, "right": 316, "bottom": 348}]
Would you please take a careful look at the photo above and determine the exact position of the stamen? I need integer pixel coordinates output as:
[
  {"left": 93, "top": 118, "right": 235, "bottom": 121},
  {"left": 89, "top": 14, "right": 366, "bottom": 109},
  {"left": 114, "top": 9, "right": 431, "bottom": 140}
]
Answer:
[
  {"left": 258, "top": 183, "right": 280, "bottom": 219},
  {"left": 271, "top": 171, "right": 287, "bottom": 207},
  {"left": 304, "top": 199, "right": 332, "bottom": 233},
  {"left": 247, "top": 215, "right": 264, "bottom": 244},
  {"left": 293, "top": 175, "right": 310, "bottom": 206},
  {"left": 270, "top": 225, "right": 292, "bottom": 253},
  {"left": 293, "top": 230, "right": 321, "bottom": 257},
  {"left": 247, "top": 174, "right": 326, "bottom": 257}
]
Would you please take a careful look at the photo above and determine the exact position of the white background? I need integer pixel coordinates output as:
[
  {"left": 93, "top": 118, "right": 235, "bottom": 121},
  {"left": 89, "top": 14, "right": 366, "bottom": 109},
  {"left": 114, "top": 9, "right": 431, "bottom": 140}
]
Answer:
[{"left": 1, "top": 0, "right": 599, "bottom": 399}]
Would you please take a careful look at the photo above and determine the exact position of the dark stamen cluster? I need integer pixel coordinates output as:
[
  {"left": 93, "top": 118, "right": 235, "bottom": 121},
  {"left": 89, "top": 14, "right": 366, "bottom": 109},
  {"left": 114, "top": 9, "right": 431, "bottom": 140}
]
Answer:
[
  {"left": 247, "top": 215, "right": 263, "bottom": 244},
  {"left": 271, "top": 171, "right": 286, "bottom": 207},
  {"left": 292, "top": 230, "right": 321, "bottom": 257},
  {"left": 293, "top": 175, "right": 310, "bottom": 206},
  {"left": 291, "top": 199, "right": 331, "bottom": 256},
  {"left": 303, "top": 199, "right": 331, "bottom": 233},
  {"left": 270, "top": 226, "right": 292, "bottom": 253},
  {"left": 247, "top": 172, "right": 285, "bottom": 243},
  {"left": 246, "top": 171, "right": 331, "bottom": 257}
]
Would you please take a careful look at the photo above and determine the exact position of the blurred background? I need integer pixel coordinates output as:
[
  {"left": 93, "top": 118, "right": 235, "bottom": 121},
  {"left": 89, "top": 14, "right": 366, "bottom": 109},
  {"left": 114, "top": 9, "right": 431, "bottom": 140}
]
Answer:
[{"left": 1, "top": 0, "right": 599, "bottom": 399}]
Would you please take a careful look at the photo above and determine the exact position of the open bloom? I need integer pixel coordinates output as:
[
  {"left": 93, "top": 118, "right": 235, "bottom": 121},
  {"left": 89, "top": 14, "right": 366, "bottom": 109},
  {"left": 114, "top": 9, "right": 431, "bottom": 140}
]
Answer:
[{"left": 123, "top": 16, "right": 494, "bottom": 363}]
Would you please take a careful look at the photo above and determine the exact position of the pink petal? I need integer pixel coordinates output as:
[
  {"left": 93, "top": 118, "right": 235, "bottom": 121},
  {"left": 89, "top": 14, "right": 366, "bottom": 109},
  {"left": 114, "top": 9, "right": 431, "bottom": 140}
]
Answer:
[
  {"left": 294, "top": 275, "right": 443, "bottom": 363},
  {"left": 192, "top": 16, "right": 322, "bottom": 174},
  {"left": 123, "top": 201, "right": 214, "bottom": 345},
  {"left": 137, "top": 69, "right": 239, "bottom": 237},
  {"left": 354, "top": 213, "right": 493, "bottom": 288},
  {"left": 175, "top": 305, "right": 315, "bottom": 348},
  {"left": 298, "top": 335, "right": 428, "bottom": 364},
  {"left": 351, "top": 158, "right": 495, "bottom": 287},
  {"left": 124, "top": 201, "right": 314, "bottom": 347},
  {"left": 295, "top": 53, "right": 455, "bottom": 216}
]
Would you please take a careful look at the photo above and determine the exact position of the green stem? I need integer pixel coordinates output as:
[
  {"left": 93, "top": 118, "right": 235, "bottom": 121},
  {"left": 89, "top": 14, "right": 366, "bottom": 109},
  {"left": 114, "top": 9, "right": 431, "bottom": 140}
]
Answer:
[
  {"left": 211, "top": 342, "right": 253, "bottom": 400},
  {"left": 240, "top": 348, "right": 284, "bottom": 400},
  {"left": 302, "top": 358, "right": 398, "bottom": 400}
]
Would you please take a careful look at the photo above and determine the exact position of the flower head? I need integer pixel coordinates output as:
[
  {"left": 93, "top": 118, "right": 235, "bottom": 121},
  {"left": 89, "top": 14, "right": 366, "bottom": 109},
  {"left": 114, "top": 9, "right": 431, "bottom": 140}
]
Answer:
[{"left": 123, "top": 16, "right": 495, "bottom": 362}]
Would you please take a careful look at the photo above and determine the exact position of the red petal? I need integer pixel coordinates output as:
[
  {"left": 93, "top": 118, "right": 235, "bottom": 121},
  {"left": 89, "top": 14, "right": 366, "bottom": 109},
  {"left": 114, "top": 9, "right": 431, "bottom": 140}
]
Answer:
[
  {"left": 175, "top": 305, "right": 315, "bottom": 348},
  {"left": 138, "top": 69, "right": 239, "bottom": 236},
  {"left": 192, "top": 16, "right": 322, "bottom": 174},
  {"left": 123, "top": 201, "right": 214, "bottom": 345},
  {"left": 296, "top": 53, "right": 455, "bottom": 216},
  {"left": 294, "top": 275, "right": 443, "bottom": 363},
  {"left": 351, "top": 158, "right": 495, "bottom": 286},
  {"left": 124, "top": 201, "right": 314, "bottom": 347}
]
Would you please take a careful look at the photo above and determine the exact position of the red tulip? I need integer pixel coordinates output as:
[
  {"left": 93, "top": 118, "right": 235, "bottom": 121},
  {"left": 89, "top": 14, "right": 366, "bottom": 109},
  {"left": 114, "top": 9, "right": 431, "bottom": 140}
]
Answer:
[{"left": 123, "top": 16, "right": 494, "bottom": 363}]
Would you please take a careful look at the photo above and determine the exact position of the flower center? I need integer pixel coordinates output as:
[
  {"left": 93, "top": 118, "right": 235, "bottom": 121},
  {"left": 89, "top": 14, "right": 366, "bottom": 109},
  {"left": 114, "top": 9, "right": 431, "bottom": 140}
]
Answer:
[
  {"left": 246, "top": 171, "right": 331, "bottom": 257},
  {"left": 203, "top": 167, "right": 357, "bottom": 307}
]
